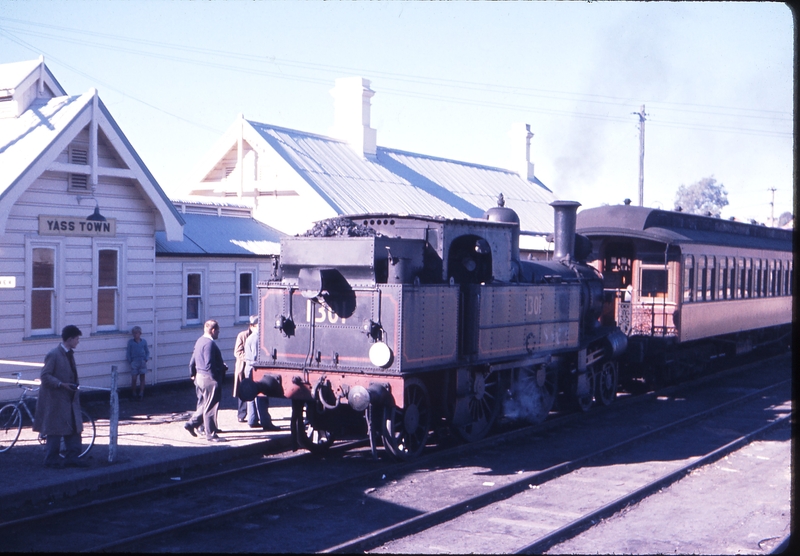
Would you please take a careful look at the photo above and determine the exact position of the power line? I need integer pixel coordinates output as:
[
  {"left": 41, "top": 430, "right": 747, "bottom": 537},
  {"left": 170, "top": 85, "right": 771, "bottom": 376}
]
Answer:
[
  {"left": 0, "top": 16, "right": 793, "bottom": 125},
  {"left": 0, "top": 18, "right": 793, "bottom": 141}
]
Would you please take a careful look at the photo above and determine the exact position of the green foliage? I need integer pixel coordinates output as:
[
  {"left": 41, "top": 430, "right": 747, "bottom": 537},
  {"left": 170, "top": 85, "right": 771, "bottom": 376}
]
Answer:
[{"left": 673, "top": 176, "right": 729, "bottom": 217}]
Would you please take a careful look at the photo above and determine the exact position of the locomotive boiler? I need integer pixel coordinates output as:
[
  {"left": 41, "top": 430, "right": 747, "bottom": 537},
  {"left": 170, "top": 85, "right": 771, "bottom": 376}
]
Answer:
[{"left": 246, "top": 199, "right": 627, "bottom": 459}]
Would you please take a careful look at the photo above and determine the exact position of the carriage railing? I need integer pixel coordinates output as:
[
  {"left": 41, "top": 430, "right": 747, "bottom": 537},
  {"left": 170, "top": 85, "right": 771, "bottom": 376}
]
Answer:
[{"left": 611, "top": 294, "right": 677, "bottom": 338}]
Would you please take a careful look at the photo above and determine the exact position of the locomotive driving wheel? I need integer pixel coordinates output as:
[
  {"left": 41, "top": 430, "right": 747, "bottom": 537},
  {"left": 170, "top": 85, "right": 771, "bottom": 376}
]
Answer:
[
  {"left": 453, "top": 369, "right": 502, "bottom": 443},
  {"left": 293, "top": 400, "right": 335, "bottom": 455},
  {"left": 508, "top": 364, "right": 558, "bottom": 424},
  {"left": 382, "top": 378, "right": 431, "bottom": 460},
  {"left": 595, "top": 361, "right": 619, "bottom": 406}
]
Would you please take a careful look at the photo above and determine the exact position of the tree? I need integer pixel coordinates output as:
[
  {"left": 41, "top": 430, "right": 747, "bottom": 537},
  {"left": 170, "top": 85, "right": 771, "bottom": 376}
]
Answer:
[
  {"left": 673, "top": 176, "right": 729, "bottom": 217},
  {"left": 777, "top": 211, "right": 793, "bottom": 227}
]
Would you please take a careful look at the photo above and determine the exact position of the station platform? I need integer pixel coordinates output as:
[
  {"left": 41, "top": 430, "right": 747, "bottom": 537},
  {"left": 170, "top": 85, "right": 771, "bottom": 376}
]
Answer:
[{"left": 0, "top": 376, "right": 293, "bottom": 510}]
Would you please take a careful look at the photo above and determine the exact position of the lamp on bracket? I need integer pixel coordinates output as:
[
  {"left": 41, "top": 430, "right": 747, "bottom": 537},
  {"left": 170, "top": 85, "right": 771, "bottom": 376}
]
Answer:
[{"left": 76, "top": 195, "right": 107, "bottom": 222}]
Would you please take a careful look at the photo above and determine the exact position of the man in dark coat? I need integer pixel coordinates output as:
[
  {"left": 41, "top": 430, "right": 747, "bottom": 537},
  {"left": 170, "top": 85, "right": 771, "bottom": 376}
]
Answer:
[
  {"left": 232, "top": 316, "right": 258, "bottom": 422},
  {"left": 185, "top": 320, "right": 228, "bottom": 442},
  {"left": 33, "top": 325, "right": 88, "bottom": 468}
]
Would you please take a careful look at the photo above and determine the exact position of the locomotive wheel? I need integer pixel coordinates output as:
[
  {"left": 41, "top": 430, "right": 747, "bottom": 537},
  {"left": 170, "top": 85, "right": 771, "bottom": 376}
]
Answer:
[
  {"left": 595, "top": 361, "right": 619, "bottom": 406},
  {"left": 453, "top": 370, "right": 501, "bottom": 443},
  {"left": 294, "top": 401, "right": 335, "bottom": 455},
  {"left": 382, "top": 378, "right": 431, "bottom": 460},
  {"left": 508, "top": 364, "right": 558, "bottom": 424}
]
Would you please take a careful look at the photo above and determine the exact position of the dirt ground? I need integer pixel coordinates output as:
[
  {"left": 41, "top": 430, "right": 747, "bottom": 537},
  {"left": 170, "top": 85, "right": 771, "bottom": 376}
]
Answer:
[{"left": 548, "top": 423, "right": 792, "bottom": 555}]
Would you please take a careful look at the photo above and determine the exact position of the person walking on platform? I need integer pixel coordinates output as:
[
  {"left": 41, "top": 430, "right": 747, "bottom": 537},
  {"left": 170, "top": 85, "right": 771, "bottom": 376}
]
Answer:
[
  {"left": 244, "top": 320, "right": 280, "bottom": 431},
  {"left": 33, "top": 325, "right": 89, "bottom": 468},
  {"left": 185, "top": 320, "right": 228, "bottom": 442},
  {"left": 233, "top": 316, "right": 258, "bottom": 422}
]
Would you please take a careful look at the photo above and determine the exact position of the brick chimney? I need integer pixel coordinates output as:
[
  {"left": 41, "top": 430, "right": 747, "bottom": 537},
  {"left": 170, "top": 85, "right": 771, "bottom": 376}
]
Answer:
[
  {"left": 510, "top": 122, "right": 535, "bottom": 180},
  {"left": 330, "top": 77, "right": 377, "bottom": 158}
]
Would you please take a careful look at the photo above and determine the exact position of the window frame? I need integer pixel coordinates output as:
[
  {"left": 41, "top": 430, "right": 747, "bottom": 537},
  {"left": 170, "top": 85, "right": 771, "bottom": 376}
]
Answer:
[
  {"left": 183, "top": 265, "right": 207, "bottom": 327},
  {"left": 26, "top": 239, "right": 65, "bottom": 337},
  {"left": 93, "top": 240, "right": 127, "bottom": 332},
  {"left": 682, "top": 255, "right": 694, "bottom": 303},
  {"left": 235, "top": 264, "right": 258, "bottom": 323}
]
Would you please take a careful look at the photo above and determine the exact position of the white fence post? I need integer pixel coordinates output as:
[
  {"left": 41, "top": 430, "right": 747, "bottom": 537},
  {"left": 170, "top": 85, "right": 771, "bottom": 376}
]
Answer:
[{"left": 108, "top": 365, "right": 119, "bottom": 463}]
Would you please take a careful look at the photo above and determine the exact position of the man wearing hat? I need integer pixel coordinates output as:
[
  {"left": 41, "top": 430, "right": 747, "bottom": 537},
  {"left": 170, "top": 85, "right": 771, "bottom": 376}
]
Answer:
[{"left": 232, "top": 315, "right": 259, "bottom": 422}]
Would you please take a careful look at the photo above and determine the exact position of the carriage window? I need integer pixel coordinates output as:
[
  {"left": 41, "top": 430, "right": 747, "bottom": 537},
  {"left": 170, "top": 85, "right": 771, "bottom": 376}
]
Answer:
[
  {"left": 707, "top": 256, "right": 715, "bottom": 300},
  {"left": 738, "top": 259, "right": 744, "bottom": 299},
  {"left": 683, "top": 255, "right": 694, "bottom": 302},
  {"left": 640, "top": 268, "right": 668, "bottom": 298},
  {"left": 774, "top": 261, "right": 782, "bottom": 296},
  {"left": 754, "top": 259, "right": 762, "bottom": 298},
  {"left": 718, "top": 258, "right": 727, "bottom": 300},
  {"left": 745, "top": 259, "right": 753, "bottom": 298},
  {"left": 788, "top": 261, "right": 793, "bottom": 296},
  {"left": 696, "top": 256, "right": 706, "bottom": 302},
  {"left": 765, "top": 260, "right": 772, "bottom": 297}
]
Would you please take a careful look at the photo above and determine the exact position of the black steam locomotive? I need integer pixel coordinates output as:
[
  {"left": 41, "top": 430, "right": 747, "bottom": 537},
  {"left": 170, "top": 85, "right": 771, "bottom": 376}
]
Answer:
[{"left": 247, "top": 199, "right": 627, "bottom": 459}]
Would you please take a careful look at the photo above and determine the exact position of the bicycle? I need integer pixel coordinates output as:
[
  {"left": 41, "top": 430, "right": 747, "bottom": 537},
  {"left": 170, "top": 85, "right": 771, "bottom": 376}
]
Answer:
[{"left": 0, "top": 373, "right": 96, "bottom": 457}]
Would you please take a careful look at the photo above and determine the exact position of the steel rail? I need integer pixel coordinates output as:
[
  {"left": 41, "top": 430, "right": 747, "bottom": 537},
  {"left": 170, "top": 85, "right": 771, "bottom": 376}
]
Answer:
[
  {"left": 0, "top": 438, "right": 366, "bottom": 532},
  {"left": 320, "top": 378, "right": 790, "bottom": 554},
  {"left": 514, "top": 413, "right": 792, "bottom": 554}
]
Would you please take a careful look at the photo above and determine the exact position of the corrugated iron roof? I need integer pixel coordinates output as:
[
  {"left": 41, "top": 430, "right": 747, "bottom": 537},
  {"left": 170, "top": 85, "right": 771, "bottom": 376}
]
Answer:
[
  {"left": 0, "top": 94, "right": 90, "bottom": 198},
  {"left": 156, "top": 212, "right": 284, "bottom": 256},
  {"left": 249, "top": 122, "right": 555, "bottom": 235}
]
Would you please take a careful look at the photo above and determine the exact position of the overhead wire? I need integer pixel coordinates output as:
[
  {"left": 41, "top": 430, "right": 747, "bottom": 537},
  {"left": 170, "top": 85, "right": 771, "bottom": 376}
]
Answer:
[{"left": 0, "top": 16, "right": 792, "bottom": 140}]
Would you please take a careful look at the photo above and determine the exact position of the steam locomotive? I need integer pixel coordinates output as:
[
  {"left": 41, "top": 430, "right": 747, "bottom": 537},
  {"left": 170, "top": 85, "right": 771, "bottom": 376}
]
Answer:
[{"left": 246, "top": 199, "right": 627, "bottom": 459}]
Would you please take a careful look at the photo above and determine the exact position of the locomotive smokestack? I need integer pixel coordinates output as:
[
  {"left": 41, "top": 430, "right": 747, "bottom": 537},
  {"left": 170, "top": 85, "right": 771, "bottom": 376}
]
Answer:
[{"left": 551, "top": 200, "right": 581, "bottom": 262}]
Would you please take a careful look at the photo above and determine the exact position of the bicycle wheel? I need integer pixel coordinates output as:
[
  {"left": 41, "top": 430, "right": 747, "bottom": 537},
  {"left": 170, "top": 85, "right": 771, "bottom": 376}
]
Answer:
[
  {"left": 57, "top": 410, "right": 96, "bottom": 459},
  {"left": 78, "top": 410, "right": 95, "bottom": 458},
  {"left": 0, "top": 404, "right": 23, "bottom": 453}
]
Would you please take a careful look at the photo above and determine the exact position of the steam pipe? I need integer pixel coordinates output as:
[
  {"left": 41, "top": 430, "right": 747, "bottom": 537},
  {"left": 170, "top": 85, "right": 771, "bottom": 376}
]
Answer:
[{"left": 551, "top": 200, "right": 581, "bottom": 262}]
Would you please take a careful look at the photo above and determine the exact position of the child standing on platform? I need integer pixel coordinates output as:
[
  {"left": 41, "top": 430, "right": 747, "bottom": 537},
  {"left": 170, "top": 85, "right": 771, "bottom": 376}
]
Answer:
[{"left": 126, "top": 326, "right": 150, "bottom": 400}]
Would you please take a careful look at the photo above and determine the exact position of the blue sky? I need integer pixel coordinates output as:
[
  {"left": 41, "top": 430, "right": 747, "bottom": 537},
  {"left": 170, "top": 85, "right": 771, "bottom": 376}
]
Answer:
[{"left": 0, "top": 1, "right": 793, "bottom": 223}]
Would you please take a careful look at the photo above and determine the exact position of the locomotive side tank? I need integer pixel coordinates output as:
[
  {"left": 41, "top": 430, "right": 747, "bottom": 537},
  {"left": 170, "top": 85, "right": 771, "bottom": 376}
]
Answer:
[{"left": 249, "top": 200, "right": 626, "bottom": 459}]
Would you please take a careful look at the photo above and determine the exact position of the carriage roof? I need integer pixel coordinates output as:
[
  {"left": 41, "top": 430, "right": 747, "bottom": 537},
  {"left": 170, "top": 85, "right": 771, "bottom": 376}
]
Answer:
[{"left": 577, "top": 205, "right": 793, "bottom": 253}]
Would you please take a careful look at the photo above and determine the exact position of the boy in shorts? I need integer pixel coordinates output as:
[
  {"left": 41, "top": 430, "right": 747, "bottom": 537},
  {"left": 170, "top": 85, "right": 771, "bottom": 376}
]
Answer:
[{"left": 126, "top": 326, "right": 150, "bottom": 400}]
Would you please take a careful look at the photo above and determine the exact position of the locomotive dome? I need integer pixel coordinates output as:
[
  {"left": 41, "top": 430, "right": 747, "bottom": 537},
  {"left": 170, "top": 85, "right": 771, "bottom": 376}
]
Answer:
[{"left": 482, "top": 193, "right": 520, "bottom": 224}]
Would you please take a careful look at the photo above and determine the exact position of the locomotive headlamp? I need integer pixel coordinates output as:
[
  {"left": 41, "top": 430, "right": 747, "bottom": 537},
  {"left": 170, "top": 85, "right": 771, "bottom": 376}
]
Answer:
[
  {"left": 274, "top": 315, "right": 295, "bottom": 337},
  {"left": 369, "top": 341, "right": 392, "bottom": 368}
]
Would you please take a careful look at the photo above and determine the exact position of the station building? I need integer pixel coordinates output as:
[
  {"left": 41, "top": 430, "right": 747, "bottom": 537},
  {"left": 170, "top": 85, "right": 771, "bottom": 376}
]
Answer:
[
  {"left": 183, "top": 77, "right": 557, "bottom": 255},
  {"left": 0, "top": 58, "right": 282, "bottom": 401}
]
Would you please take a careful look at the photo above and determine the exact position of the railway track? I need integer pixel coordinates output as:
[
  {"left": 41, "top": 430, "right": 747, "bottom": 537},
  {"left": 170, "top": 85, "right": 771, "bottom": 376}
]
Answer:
[{"left": 0, "top": 353, "right": 790, "bottom": 553}]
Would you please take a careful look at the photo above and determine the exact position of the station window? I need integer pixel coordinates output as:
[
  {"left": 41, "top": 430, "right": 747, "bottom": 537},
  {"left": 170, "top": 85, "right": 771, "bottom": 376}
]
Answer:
[
  {"left": 31, "top": 247, "right": 56, "bottom": 333},
  {"left": 683, "top": 255, "right": 694, "bottom": 303},
  {"left": 97, "top": 249, "right": 119, "bottom": 329},
  {"left": 184, "top": 267, "right": 206, "bottom": 326},
  {"left": 237, "top": 268, "right": 256, "bottom": 321}
]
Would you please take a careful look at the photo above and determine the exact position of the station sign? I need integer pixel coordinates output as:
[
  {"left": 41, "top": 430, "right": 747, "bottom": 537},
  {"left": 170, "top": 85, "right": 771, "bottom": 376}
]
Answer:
[{"left": 39, "top": 215, "right": 117, "bottom": 237}]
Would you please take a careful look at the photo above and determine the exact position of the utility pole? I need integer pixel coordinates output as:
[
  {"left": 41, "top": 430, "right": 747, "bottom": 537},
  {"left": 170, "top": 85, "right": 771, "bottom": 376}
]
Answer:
[
  {"left": 768, "top": 187, "right": 777, "bottom": 227},
  {"left": 632, "top": 105, "right": 647, "bottom": 207}
]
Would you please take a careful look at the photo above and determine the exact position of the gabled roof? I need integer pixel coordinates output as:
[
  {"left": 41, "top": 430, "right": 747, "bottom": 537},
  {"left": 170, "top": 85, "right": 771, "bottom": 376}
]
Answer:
[
  {"left": 248, "top": 122, "right": 555, "bottom": 236},
  {"left": 155, "top": 210, "right": 284, "bottom": 256},
  {"left": 0, "top": 59, "right": 184, "bottom": 240},
  {"left": 0, "top": 57, "right": 66, "bottom": 96}
]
